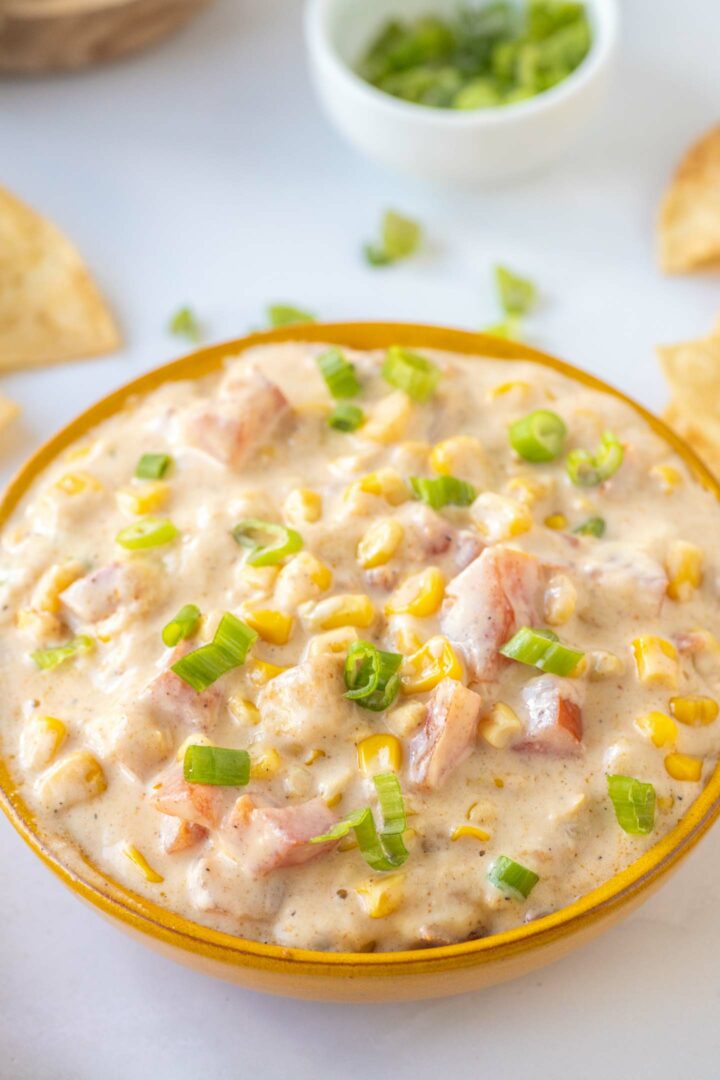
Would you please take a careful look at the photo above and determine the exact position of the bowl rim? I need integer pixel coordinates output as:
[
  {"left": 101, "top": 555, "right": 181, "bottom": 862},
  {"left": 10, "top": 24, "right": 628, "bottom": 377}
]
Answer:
[
  {"left": 304, "top": 0, "right": 620, "bottom": 129},
  {"left": 2, "top": 319, "right": 720, "bottom": 982}
]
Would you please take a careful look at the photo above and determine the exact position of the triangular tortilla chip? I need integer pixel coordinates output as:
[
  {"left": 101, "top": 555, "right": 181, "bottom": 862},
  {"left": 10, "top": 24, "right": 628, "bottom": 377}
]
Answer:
[
  {"left": 659, "top": 320, "right": 720, "bottom": 473},
  {"left": 0, "top": 186, "right": 120, "bottom": 370},
  {"left": 658, "top": 124, "right": 720, "bottom": 274}
]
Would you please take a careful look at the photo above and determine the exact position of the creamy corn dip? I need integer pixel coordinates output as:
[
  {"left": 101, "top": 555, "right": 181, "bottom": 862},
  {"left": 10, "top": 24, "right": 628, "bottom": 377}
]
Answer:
[{"left": 2, "top": 342, "right": 720, "bottom": 953}]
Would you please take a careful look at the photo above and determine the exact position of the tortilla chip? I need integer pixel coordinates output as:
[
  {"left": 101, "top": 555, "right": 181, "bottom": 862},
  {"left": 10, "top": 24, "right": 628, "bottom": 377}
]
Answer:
[
  {"left": 659, "top": 321, "right": 720, "bottom": 473},
  {"left": 658, "top": 125, "right": 720, "bottom": 274},
  {"left": 0, "top": 187, "right": 120, "bottom": 371}
]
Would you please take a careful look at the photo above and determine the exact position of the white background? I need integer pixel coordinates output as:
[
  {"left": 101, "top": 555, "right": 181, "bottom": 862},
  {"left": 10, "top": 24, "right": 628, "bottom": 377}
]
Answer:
[{"left": 2, "top": 1, "right": 720, "bottom": 1077}]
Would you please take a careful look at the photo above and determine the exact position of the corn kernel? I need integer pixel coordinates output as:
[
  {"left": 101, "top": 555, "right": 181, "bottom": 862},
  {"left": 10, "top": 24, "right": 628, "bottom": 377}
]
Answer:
[
  {"left": 237, "top": 564, "right": 280, "bottom": 594},
  {"left": 451, "top": 824, "right": 491, "bottom": 842},
  {"left": 664, "top": 752, "right": 703, "bottom": 782},
  {"left": 31, "top": 560, "right": 85, "bottom": 614},
  {"left": 273, "top": 552, "right": 332, "bottom": 610},
  {"left": 478, "top": 703, "right": 523, "bottom": 749},
  {"left": 338, "top": 833, "right": 359, "bottom": 852},
  {"left": 64, "top": 442, "right": 94, "bottom": 462},
  {"left": 176, "top": 733, "right": 213, "bottom": 760},
  {"left": 248, "top": 659, "right": 288, "bottom": 687},
  {"left": 466, "top": 800, "right": 497, "bottom": 825},
  {"left": 632, "top": 635, "right": 679, "bottom": 689},
  {"left": 585, "top": 649, "right": 625, "bottom": 680},
  {"left": 488, "top": 379, "right": 530, "bottom": 401},
  {"left": 15, "top": 606, "right": 63, "bottom": 642},
  {"left": 54, "top": 471, "right": 102, "bottom": 496},
  {"left": 357, "top": 734, "right": 403, "bottom": 775},
  {"left": 358, "top": 468, "right": 409, "bottom": 506},
  {"left": 401, "top": 636, "right": 463, "bottom": 694},
  {"left": 356, "top": 873, "right": 405, "bottom": 918},
  {"left": 283, "top": 488, "right": 322, "bottom": 526},
  {"left": 429, "top": 436, "right": 488, "bottom": 485},
  {"left": 494, "top": 777, "right": 505, "bottom": 788},
  {"left": 363, "top": 391, "right": 412, "bottom": 443},
  {"left": 388, "top": 618, "right": 423, "bottom": 655},
  {"left": 651, "top": 463, "right": 682, "bottom": 494},
  {"left": 385, "top": 567, "right": 445, "bottom": 618},
  {"left": 470, "top": 492, "right": 532, "bottom": 542},
  {"left": 657, "top": 793, "right": 675, "bottom": 812},
  {"left": 544, "top": 513, "right": 567, "bottom": 530},
  {"left": 504, "top": 474, "right": 555, "bottom": 506},
  {"left": 669, "top": 695, "right": 719, "bottom": 727},
  {"left": 37, "top": 749, "right": 106, "bottom": 810},
  {"left": 324, "top": 792, "right": 343, "bottom": 809},
  {"left": 666, "top": 540, "right": 703, "bottom": 602},
  {"left": 543, "top": 573, "right": 577, "bottom": 626},
  {"left": 304, "top": 748, "right": 326, "bottom": 766},
  {"left": 250, "top": 748, "right": 282, "bottom": 779},
  {"left": 228, "top": 696, "right": 261, "bottom": 725},
  {"left": 20, "top": 715, "right": 67, "bottom": 771},
  {"left": 124, "top": 845, "right": 164, "bottom": 884},
  {"left": 305, "top": 594, "right": 375, "bottom": 631},
  {"left": 393, "top": 441, "right": 430, "bottom": 472},
  {"left": 243, "top": 608, "right": 294, "bottom": 646},
  {"left": 116, "top": 481, "right": 169, "bottom": 516},
  {"left": 387, "top": 701, "right": 426, "bottom": 738},
  {"left": 357, "top": 518, "right": 404, "bottom": 569},
  {"left": 634, "top": 711, "right": 678, "bottom": 748},
  {"left": 306, "top": 626, "right": 359, "bottom": 659}
]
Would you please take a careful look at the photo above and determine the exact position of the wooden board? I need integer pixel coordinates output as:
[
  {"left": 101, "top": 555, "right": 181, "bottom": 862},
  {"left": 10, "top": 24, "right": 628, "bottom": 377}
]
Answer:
[{"left": 0, "top": 0, "right": 213, "bottom": 73}]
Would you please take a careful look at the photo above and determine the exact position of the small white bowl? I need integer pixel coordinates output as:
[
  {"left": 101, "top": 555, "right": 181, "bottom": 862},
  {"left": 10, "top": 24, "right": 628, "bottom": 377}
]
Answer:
[{"left": 305, "top": 0, "right": 619, "bottom": 184}]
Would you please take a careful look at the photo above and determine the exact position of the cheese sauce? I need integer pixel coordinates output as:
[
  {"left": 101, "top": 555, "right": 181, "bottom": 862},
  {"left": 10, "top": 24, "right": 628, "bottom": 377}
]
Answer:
[{"left": 2, "top": 342, "right": 720, "bottom": 952}]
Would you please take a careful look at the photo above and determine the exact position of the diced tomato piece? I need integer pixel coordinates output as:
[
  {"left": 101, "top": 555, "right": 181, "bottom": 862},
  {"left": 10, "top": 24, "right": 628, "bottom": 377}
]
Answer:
[
  {"left": 409, "top": 677, "right": 482, "bottom": 790},
  {"left": 515, "top": 675, "right": 584, "bottom": 756},
  {"left": 152, "top": 764, "right": 227, "bottom": 829},
  {"left": 223, "top": 796, "right": 338, "bottom": 877}
]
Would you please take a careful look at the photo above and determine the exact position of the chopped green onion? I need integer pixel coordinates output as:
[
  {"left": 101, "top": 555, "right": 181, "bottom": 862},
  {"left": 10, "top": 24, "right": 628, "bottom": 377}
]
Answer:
[
  {"left": 169, "top": 305, "right": 201, "bottom": 342},
  {"left": 232, "top": 518, "right": 303, "bottom": 567},
  {"left": 488, "top": 855, "right": 539, "bottom": 901},
  {"left": 574, "top": 516, "right": 606, "bottom": 538},
  {"left": 495, "top": 265, "right": 537, "bottom": 316},
  {"left": 509, "top": 409, "right": 567, "bottom": 463},
  {"left": 364, "top": 209, "right": 422, "bottom": 267},
  {"left": 344, "top": 640, "right": 402, "bottom": 712},
  {"left": 381, "top": 345, "right": 440, "bottom": 403},
  {"left": 162, "top": 603, "right": 202, "bottom": 648},
  {"left": 184, "top": 745, "right": 250, "bottom": 787},
  {"left": 328, "top": 403, "right": 365, "bottom": 432},
  {"left": 310, "top": 772, "right": 409, "bottom": 872},
  {"left": 116, "top": 516, "right": 179, "bottom": 550},
  {"left": 566, "top": 431, "right": 624, "bottom": 487},
  {"left": 266, "top": 304, "right": 316, "bottom": 328},
  {"left": 607, "top": 774, "right": 656, "bottom": 836},
  {"left": 500, "top": 625, "right": 584, "bottom": 677},
  {"left": 171, "top": 612, "right": 257, "bottom": 692},
  {"left": 410, "top": 474, "right": 476, "bottom": 509},
  {"left": 31, "top": 635, "right": 94, "bottom": 671},
  {"left": 482, "top": 318, "right": 524, "bottom": 341},
  {"left": 317, "top": 347, "right": 361, "bottom": 399},
  {"left": 135, "top": 453, "right": 172, "bottom": 480}
]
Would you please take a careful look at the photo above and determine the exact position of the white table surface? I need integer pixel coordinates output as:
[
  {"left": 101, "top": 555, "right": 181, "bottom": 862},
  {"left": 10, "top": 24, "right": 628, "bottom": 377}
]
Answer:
[{"left": 2, "top": 1, "right": 720, "bottom": 1077}]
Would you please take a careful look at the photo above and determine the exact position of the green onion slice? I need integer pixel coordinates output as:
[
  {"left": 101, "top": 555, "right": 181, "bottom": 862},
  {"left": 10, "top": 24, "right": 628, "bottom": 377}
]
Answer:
[
  {"left": 509, "top": 409, "right": 567, "bottom": 463},
  {"left": 232, "top": 518, "right": 303, "bottom": 567},
  {"left": 266, "top": 304, "right": 316, "bottom": 328},
  {"left": 500, "top": 626, "right": 584, "bottom": 677},
  {"left": 116, "top": 517, "right": 179, "bottom": 550},
  {"left": 311, "top": 772, "right": 409, "bottom": 872},
  {"left": 482, "top": 318, "right": 523, "bottom": 341},
  {"left": 381, "top": 346, "right": 440, "bottom": 403},
  {"left": 488, "top": 855, "right": 539, "bottom": 901},
  {"left": 162, "top": 603, "right": 202, "bottom": 648},
  {"left": 574, "top": 516, "right": 606, "bottom": 538},
  {"left": 495, "top": 265, "right": 537, "bottom": 317},
  {"left": 566, "top": 431, "right": 624, "bottom": 487},
  {"left": 171, "top": 612, "right": 257, "bottom": 692},
  {"left": 364, "top": 209, "right": 422, "bottom": 266},
  {"left": 607, "top": 774, "right": 656, "bottom": 836},
  {"left": 183, "top": 745, "right": 251, "bottom": 787},
  {"left": 169, "top": 305, "right": 201, "bottom": 342},
  {"left": 328, "top": 403, "right": 365, "bottom": 432},
  {"left": 410, "top": 474, "right": 477, "bottom": 509},
  {"left": 344, "top": 640, "right": 402, "bottom": 712},
  {"left": 135, "top": 453, "right": 172, "bottom": 480},
  {"left": 31, "top": 635, "right": 94, "bottom": 671},
  {"left": 316, "top": 347, "right": 361, "bottom": 399}
]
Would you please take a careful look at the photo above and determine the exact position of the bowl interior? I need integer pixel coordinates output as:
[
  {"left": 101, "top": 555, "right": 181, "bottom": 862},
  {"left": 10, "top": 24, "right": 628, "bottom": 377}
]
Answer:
[{"left": 1, "top": 322, "right": 719, "bottom": 985}]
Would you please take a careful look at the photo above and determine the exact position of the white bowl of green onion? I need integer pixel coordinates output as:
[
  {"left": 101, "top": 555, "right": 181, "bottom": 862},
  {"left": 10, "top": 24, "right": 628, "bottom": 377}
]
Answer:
[{"left": 305, "top": 0, "right": 619, "bottom": 183}]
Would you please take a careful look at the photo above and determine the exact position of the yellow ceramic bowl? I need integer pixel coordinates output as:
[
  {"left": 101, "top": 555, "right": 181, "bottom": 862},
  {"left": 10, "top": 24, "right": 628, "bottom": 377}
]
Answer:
[{"left": 2, "top": 322, "right": 719, "bottom": 1003}]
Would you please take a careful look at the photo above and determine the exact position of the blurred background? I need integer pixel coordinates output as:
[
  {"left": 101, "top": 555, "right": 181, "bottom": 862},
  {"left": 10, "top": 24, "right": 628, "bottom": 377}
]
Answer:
[{"left": 2, "top": 2, "right": 720, "bottom": 1077}]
